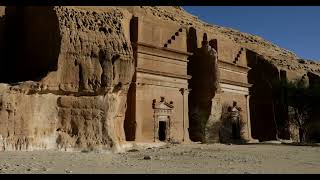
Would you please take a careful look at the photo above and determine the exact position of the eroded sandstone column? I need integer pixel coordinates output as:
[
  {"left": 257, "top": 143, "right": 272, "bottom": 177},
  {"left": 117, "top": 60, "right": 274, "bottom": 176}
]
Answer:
[
  {"left": 188, "top": 33, "right": 222, "bottom": 143},
  {"left": 204, "top": 92, "right": 222, "bottom": 143}
]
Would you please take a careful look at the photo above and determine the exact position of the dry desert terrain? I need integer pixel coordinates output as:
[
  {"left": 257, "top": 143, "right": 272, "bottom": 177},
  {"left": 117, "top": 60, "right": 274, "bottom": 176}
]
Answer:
[{"left": 0, "top": 143, "right": 320, "bottom": 174}]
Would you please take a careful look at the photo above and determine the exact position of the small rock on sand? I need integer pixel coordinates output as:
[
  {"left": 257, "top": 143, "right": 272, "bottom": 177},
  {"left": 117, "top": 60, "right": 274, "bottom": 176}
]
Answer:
[
  {"left": 143, "top": 155, "right": 152, "bottom": 160},
  {"left": 65, "top": 170, "right": 72, "bottom": 174}
]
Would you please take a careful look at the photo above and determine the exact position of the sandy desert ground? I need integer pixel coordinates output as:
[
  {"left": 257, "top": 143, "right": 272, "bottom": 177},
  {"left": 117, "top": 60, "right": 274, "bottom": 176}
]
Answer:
[{"left": 0, "top": 143, "right": 320, "bottom": 174}]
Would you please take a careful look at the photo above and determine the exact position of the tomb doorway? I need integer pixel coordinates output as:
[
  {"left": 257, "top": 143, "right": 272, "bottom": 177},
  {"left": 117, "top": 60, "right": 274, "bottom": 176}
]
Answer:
[
  {"left": 158, "top": 121, "right": 167, "bottom": 141},
  {"left": 153, "top": 97, "right": 174, "bottom": 142}
]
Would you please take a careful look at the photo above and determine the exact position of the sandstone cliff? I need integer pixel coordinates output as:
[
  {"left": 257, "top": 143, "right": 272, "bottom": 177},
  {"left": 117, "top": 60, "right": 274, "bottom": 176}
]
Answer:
[
  {"left": 119, "top": 6, "right": 320, "bottom": 143},
  {"left": 0, "top": 6, "right": 134, "bottom": 152},
  {"left": 0, "top": 6, "right": 319, "bottom": 151},
  {"left": 120, "top": 6, "right": 320, "bottom": 76}
]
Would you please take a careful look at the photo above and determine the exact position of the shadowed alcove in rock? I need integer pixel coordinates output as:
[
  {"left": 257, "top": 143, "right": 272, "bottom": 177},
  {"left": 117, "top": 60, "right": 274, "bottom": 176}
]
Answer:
[{"left": 0, "top": 6, "right": 61, "bottom": 83}]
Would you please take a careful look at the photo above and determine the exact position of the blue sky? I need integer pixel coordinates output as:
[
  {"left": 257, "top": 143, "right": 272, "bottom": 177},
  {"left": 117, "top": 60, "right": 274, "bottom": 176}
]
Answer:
[{"left": 182, "top": 6, "right": 320, "bottom": 61}]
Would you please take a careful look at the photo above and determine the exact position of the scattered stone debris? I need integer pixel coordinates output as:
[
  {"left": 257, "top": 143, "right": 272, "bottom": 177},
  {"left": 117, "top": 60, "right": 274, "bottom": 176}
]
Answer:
[{"left": 170, "top": 141, "right": 181, "bottom": 145}]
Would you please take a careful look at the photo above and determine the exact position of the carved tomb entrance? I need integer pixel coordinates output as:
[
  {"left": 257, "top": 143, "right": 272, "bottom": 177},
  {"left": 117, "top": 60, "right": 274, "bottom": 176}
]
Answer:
[{"left": 153, "top": 97, "right": 174, "bottom": 142}]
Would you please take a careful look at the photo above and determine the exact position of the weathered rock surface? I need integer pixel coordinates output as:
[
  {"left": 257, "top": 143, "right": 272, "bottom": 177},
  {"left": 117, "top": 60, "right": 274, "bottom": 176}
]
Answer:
[
  {"left": 0, "top": 6, "right": 135, "bottom": 152},
  {"left": 121, "top": 6, "right": 320, "bottom": 143},
  {"left": 205, "top": 93, "right": 222, "bottom": 143},
  {"left": 188, "top": 36, "right": 220, "bottom": 142},
  {"left": 0, "top": 6, "right": 319, "bottom": 152}
]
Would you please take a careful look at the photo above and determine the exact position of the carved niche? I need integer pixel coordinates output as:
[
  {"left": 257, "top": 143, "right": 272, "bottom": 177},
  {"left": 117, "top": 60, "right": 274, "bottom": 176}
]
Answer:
[{"left": 152, "top": 97, "right": 174, "bottom": 142}]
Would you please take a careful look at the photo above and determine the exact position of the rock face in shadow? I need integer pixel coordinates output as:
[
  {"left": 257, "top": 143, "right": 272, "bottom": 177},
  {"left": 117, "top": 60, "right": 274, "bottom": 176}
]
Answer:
[
  {"left": 188, "top": 35, "right": 220, "bottom": 143},
  {"left": 247, "top": 51, "right": 279, "bottom": 141},
  {"left": 0, "top": 6, "right": 134, "bottom": 152}
]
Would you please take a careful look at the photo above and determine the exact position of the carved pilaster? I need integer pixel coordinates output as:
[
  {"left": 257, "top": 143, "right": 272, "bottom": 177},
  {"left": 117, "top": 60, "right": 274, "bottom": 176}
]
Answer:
[{"left": 180, "top": 88, "right": 191, "bottom": 142}]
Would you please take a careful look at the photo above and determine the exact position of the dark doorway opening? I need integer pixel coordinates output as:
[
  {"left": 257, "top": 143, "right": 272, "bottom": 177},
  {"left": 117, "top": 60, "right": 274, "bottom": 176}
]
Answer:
[
  {"left": 232, "top": 121, "right": 241, "bottom": 140},
  {"left": 159, "top": 121, "right": 166, "bottom": 141},
  {"left": 124, "top": 81, "right": 136, "bottom": 141}
]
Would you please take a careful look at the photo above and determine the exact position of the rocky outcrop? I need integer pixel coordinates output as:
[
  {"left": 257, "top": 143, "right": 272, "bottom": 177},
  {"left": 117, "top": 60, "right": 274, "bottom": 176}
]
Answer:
[
  {"left": 0, "top": 6, "right": 135, "bottom": 152},
  {"left": 0, "top": 6, "right": 319, "bottom": 150}
]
